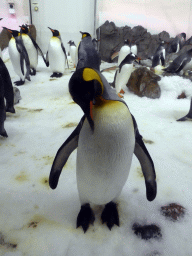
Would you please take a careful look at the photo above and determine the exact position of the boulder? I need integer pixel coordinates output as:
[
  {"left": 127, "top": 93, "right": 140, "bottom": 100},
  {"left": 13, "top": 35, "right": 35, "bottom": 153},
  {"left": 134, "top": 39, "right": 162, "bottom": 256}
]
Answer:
[{"left": 126, "top": 67, "right": 161, "bottom": 99}]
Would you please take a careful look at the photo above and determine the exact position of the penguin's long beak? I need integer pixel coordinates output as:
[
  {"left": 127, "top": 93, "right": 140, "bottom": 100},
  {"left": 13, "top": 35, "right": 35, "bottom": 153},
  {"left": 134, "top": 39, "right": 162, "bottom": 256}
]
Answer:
[{"left": 48, "top": 27, "right": 54, "bottom": 33}]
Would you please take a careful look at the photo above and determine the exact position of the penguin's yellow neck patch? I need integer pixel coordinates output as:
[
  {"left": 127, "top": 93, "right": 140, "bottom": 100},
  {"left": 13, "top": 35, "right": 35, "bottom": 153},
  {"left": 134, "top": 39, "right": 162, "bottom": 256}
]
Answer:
[
  {"left": 83, "top": 68, "right": 104, "bottom": 94},
  {"left": 82, "top": 33, "right": 88, "bottom": 39}
]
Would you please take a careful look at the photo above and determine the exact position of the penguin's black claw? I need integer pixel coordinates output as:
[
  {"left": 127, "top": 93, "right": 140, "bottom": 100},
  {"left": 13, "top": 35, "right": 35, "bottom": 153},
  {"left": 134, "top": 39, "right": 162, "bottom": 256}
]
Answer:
[
  {"left": 76, "top": 203, "right": 95, "bottom": 233},
  {"left": 14, "top": 80, "right": 25, "bottom": 86},
  {"left": 6, "top": 106, "right": 15, "bottom": 113},
  {"left": 30, "top": 68, "right": 36, "bottom": 76},
  {"left": 101, "top": 202, "right": 119, "bottom": 230}
]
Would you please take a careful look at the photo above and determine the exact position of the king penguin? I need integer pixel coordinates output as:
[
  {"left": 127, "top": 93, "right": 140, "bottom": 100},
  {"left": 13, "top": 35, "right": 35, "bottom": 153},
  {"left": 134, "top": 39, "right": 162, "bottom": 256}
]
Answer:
[
  {"left": 152, "top": 41, "right": 166, "bottom": 68},
  {"left": 76, "top": 32, "right": 100, "bottom": 70},
  {"left": 118, "top": 39, "right": 131, "bottom": 66},
  {"left": 67, "top": 40, "right": 77, "bottom": 68},
  {"left": 163, "top": 48, "right": 192, "bottom": 74},
  {"left": 49, "top": 67, "right": 157, "bottom": 233},
  {"left": 46, "top": 27, "right": 69, "bottom": 77},
  {"left": 6, "top": 28, "right": 30, "bottom": 86},
  {"left": 115, "top": 53, "right": 138, "bottom": 97},
  {"left": 20, "top": 24, "right": 47, "bottom": 75}
]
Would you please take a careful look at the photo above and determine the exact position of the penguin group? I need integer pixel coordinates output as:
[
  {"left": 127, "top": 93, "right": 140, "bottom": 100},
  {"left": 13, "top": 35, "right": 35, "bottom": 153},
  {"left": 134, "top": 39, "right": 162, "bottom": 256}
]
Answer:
[{"left": 49, "top": 32, "right": 157, "bottom": 233}]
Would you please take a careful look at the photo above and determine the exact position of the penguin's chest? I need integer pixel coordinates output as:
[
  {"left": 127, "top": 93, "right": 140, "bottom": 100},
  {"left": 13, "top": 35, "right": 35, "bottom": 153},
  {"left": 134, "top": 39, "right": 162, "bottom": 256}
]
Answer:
[
  {"left": 48, "top": 38, "right": 65, "bottom": 72},
  {"left": 22, "top": 35, "right": 37, "bottom": 68},
  {"left": 118, "top": 46, "right": 130, "bottom": 65},
  {"left": 115, "top": 64, "right": 133, "bottom": 92},
  {"left": 76, "top": 101, "right": 135, "bottom": 205},
  {"left": 8, "top": 40, "right": 23, "bottom": 78}
]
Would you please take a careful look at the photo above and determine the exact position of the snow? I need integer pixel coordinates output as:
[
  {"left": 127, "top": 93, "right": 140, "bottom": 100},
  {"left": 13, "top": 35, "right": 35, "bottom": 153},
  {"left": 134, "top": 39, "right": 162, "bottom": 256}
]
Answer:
[{"left": 1, "top": 51, "right": 192, "bottom": 256}]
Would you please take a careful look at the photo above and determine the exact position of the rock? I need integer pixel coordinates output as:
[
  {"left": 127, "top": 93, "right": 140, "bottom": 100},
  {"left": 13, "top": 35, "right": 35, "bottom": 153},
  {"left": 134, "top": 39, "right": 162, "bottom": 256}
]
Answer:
[
  {"left": 132, "top": 223, "right": 162, "bottom": 240},
  {"left": 177, "top": 92, "right": 187, "bottom": 99},
  {"left": 160, "top": 203, "right": 185, "bottom": 221},
  {"left": 158, "top": 31, "right": 170, "bottom": 42},
  {"left": 126, "top": 67, "right": 161, "bottom": 99},
  {"left": 13, "top": 87, "right": 21, "bottom": 104}
]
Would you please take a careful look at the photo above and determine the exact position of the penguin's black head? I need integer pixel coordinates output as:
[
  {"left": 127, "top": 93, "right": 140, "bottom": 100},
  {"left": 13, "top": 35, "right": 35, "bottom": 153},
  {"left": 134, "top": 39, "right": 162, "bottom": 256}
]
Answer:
[
  {"left": 3, "top": 27, "right": 20, "bottom": 38},
  {"left": 48, "top": 27, "right": 60, "bottom": 37},
  {"left": 69, "top": 67, "right": 103, "bottom": 130},
  {"left": 68, "top": 40, "right": 75, "bottom": 46},
  {"left": 124, "top": 39, "right": 130, "bottom": 45},
  {"left": 0, "top": 18, "right": 3, "bottom": 21},
  {"left": 19, "top": 24, "right": 29, "bottom": 34},
  {"left": 80, "top": 31, "right": 91, "bottom": 39}
]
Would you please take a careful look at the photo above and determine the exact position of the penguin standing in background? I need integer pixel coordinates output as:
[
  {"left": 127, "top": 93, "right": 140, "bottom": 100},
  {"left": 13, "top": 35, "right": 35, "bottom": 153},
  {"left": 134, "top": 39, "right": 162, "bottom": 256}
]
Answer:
[
  {"left": 115, "top": 53, "right": 138, "bottom": 98},
  {"left": 118, "top": 39, "right": 131, "bottom": 66},
  {"left": 76, "top": 32, "right": 100, "bottom": 70},
  {"left": 168, "top": 33, "right": 186, "bottom": 54},
  {"left": 49, "top": 67, "right": 157, "bottom": 233},
  {"left": 152, "top": 41, "right": 166, "bottom": 68},
  {"left": 0, "top": 74, "right": 7, "bottom": 137},
  {"left": 5, "top": 28, "right": 30, "bottom": 86},
  {"left": 163, "top": 48, "right": 192, "bottom": 74},
  {"left": 46, "top": 27, "right": 69, "bottom": 78},
  {"left": 20, "top": 24, "right": 47, "bottom": 75},
  {"left": 67, "top": 40, "right": 77, "bottom": 68},
  {"left": 130, "top": 41, "right": 137, "bottom": 55}
]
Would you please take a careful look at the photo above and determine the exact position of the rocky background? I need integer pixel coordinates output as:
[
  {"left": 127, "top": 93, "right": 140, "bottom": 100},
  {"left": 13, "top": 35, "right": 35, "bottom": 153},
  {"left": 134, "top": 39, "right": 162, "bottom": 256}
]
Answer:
[{"left": 97, "top": 20, "right": 192, "bottom": 62}]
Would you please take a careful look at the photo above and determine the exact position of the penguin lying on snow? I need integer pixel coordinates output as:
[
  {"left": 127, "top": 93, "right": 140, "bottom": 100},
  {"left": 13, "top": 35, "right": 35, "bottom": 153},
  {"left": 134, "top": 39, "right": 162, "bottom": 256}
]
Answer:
[
  {"left": 46, "top": 27, "right": 69, "bottom": 78},
  {"left": 163, "top": 48, "right": 192, "bottom": 74},
  {"left": 68, "top": 40, "right": 77, "bottom": 68},
  {"left": 5, "top": 28, "right": 31, "bottom": 86},
  {"left": 49, "top": 67, "right": 157, "bottom": 233},
  {"left": 0, "top": 74, "right": 7, "bottom": 137},
  {"left": 20, "top": 24, "right": 48, "bottom": 76},
  {"left": 76, "top": 32, "right": 101, "bottom": 70}
]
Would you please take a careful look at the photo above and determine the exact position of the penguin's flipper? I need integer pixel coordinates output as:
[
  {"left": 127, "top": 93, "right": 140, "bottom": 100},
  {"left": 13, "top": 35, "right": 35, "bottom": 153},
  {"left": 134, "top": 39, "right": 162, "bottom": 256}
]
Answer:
[
  {"left": 28, "top": 33, "right": 48, "bottom": 67},
  {"left": 61, "top": 42, "right": 69, "bottom": 69},
  {"left": 132, "top": 115, "right": 157, "bottom": 201},
  {"left": 160, "top": 52, "right": 165, "bottom": 66},
  {"left": 46, "top": 51, "right": 49, "bottom": 67},
  {"left": 49, "top": 115, "right": 86, "bottom": 189}
]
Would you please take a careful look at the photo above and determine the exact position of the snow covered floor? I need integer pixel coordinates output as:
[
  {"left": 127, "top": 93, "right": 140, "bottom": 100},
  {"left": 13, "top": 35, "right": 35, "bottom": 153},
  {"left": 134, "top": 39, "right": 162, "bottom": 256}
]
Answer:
[{"left": 1, "top": 55, "right": 192, "bottom": 256}]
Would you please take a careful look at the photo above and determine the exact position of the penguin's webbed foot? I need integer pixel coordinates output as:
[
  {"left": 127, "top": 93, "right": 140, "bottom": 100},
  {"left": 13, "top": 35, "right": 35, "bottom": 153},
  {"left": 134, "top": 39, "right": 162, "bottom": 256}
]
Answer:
[
  {"left": 0, "top": 127, "right": 8, "bottom": 138},
  {"left": 177, "top": 114, "right": 192, "bottom": 121},
  {"left": 101, "top": 202, "right": 119, "bottom": 230},
  {"left": 14, "top": 80, "right": 25, "bottom": 86},
  {"left": 76, "top": 203, "right": 95, "bottom": 233},
  {"left": 6, "top": 106, "right": 15, "bottom": 113},
  {"left": 50, "top": 72, "right": 63, "bottom": 78},
  {"left": 117, "top": 92, "right": 124, "bottom": 98},
  {"left": 30, "top": 68, "right": 36, "bottom": 76}
]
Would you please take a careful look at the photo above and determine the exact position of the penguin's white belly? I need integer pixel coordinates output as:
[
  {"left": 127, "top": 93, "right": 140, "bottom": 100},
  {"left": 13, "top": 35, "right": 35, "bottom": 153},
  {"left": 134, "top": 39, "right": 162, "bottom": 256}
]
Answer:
[
  {"left": 8, "top": 40, "right": 24, "bottom": 80},
  {"left": 118, "top": 46, "right": 130, "bottom": 66},
  {"left": 22, "top": 35, "right": 38, "bottom": 68},
  {"left": 115, "top": 64, "right": 133, "bottom": 93},
  {"left": 48, "top": 39, "right": 65, "bottom": 73},
  {"left": 70, "top": 46, "right": 76, "bottom": 66},
  {"left": 131, "top": 45, "right": 137, "bottom": 55},
  {"left": 76, "top": 101, "right": 135, "bottom": 205}
]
